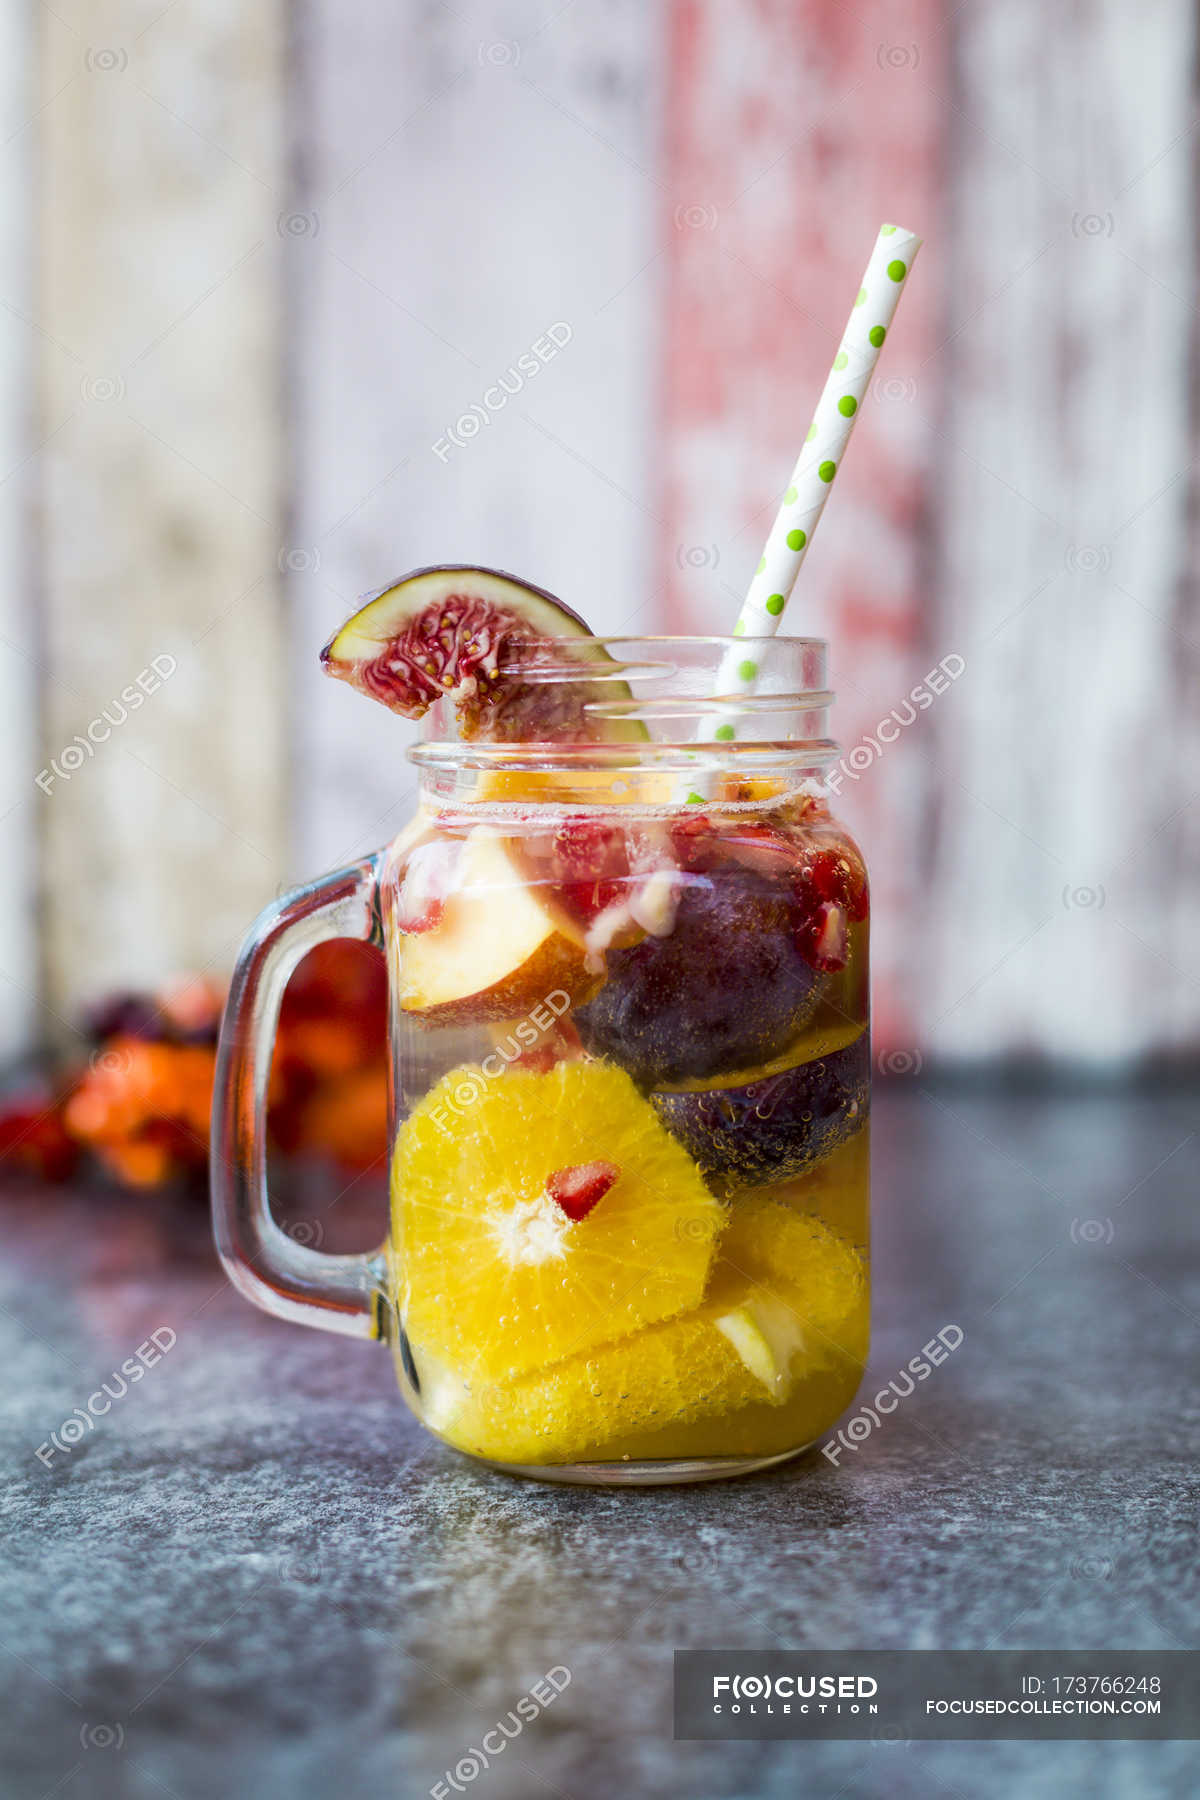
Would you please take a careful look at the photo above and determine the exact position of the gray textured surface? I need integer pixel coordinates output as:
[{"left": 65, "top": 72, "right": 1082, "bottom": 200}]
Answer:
[{"left": 3, "top": 1083, "right": 1198, "bottom": 1799}]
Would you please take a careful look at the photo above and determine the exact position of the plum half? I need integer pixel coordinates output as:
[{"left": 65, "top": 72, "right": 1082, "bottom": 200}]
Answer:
[
  {"left": 650, "top": 1032, "right": 870, "bottom": 1189},
  {"left": 321, "top": 564, "right": 637, "bottom": 742},
  {"left": 575, "top": 859, "right": 825, "bottom": 1087}
]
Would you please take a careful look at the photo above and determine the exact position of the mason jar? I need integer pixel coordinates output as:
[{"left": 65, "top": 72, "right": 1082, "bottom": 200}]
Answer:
[{"left": 212, "top": 636, "right": 869, "bottom": 1484}]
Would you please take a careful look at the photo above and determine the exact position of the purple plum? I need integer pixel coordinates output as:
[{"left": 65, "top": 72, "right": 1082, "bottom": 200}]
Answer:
[
  {"left": 651, "top": 1032, "right": 870, "bottom": 1187},
  {"left": 575, "top": 866, "right": 824, "bottom": 1087}
]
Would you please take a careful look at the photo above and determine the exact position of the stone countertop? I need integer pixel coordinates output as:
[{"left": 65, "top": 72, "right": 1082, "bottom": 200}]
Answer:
[{"left": 3, "top": 1083, "right": 1197, "bottom": 1800}]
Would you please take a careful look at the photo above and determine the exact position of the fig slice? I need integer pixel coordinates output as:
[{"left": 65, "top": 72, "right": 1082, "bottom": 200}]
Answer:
[{"left": 321, "top": 564, "right": 634, "bottom": 742}]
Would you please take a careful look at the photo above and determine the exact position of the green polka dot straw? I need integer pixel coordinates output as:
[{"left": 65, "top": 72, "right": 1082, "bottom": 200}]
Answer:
[
  {"left": 682, "top": 223, "right": 922, "bottom": 790},
  {"left": 733, "top": 221, "right": 920, "bottom": 648}
]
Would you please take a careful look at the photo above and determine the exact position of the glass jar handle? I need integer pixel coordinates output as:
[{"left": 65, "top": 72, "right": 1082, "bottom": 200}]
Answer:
[{"left": 211, "top": 855, "right": 390, "bottom": 1342}]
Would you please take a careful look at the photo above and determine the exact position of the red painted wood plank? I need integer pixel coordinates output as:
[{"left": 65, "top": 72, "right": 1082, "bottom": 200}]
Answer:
[{"left": 660, "top": 0, "right": 945, "bottom": 1052}]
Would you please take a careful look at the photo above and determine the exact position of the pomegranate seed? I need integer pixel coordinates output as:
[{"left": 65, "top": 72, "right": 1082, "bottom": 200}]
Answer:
[
  {"left": 522, "top": 817, "right": 631, "bottom": 926},
  {"left": 553, "top": 819, "right": 620, "bottom": 880},
  {"left": 791, "top": 840, "right": 869, "bottom": 962},
  {"left": 807, "top": 849, "right": 845, "bottom": 903},
  {"left": 561, "top": 878, "right": 625, "bottom": 922},
  {"left": 546, "top": 1159, "right": 620, "bottom": 1221},
  {"left": 805, "top": 902, "right": 848, "bottom": 972}
]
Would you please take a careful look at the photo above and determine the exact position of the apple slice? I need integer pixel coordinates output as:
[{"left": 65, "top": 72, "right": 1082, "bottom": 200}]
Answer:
[
  {"left": 714, "top": 1292, "right": 808, "bottom": 1398},
  {"left": 395, "top": 829, "right": 603, "bottom": 1025}
]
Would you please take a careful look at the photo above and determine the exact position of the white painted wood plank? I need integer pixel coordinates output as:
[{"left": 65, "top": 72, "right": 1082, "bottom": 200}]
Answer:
[
  {"left": 36, "top": 0, "right": 289, "bottom": 1028},
  {"left": 290, "top": 0, "right": 663, "bottom": 875},
  {"left": 924, "top": 0, "right": 1197, "bottom": 1063},
  {"left": 0, "top": 1, "right": 35, "bottom": 1059}
]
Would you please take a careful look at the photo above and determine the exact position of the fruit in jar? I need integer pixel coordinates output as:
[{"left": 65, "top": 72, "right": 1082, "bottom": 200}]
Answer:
[
  {"left": 416, "top": 1274, "right": 791, "bottom": 1464},
  {"left": 391, "top": 1058, "right": 724, "bottom": 1384},
  {"left": 544, "top": 1159, "right": 620, "bottom": 1220},
  {"left": 390, "top": 834, "right": 461, "bottom": 934},
  {"left": 651, "top": 1031, "right": 871, "bottom": 1188},
  {"left": 518, "top": 814, "right": 634, "bottom": 931},
  {"left": 321, "top": 564, "right": 641, "bottom": 742},
  {"left": 649, "top": 1014, "right": 864, "bottom": 1095},
  {"left": 792, "top": 841, "right": 870, "bottom": 974},
  {"left": 414, "top": 1217, "right": 866, "bottom": 1465},
  {"left": 393, "top": 828, "right": 601, "bottom": 1024},
  {"left": 508, "top": 814, "right": 695, "bottom": 965},
  {"left": 575, "top": 858, "right": 825, "bottom": 1087},
  {"left": 559, "top": 1354, "right": 867, "bottom": 1463},
  {"left": 474, "top": 766, "right": 674, "bottom": 806},
  {"left": 713, "top": 1292, "right": 811, "bottom": 1396},
  {"left": 762, "top": 1124, "right": 869, "bottom": 1244},
  {"left": 717, "top": 1194, "right": 867, "bottom": 1335}
]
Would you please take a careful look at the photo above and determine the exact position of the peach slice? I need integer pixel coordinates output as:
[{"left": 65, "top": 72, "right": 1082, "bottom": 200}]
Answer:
[{"left": 394, "top": 829, "right": 602, "bottom": 1025}]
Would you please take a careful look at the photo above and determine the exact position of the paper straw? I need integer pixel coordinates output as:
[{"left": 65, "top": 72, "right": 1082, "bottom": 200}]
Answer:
[{"left": 679, "top": 222, "right": 921, "bottom": 799}]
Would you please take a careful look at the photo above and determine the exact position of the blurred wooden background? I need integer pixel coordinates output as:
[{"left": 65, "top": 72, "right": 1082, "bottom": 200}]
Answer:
[{"left": 1, "top": 0, "right": 1197, "bottom": 1067}]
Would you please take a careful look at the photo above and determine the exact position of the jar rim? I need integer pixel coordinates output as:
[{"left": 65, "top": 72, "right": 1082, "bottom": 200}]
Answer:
[
  {"left": 408, "top": 742, "right": 840, "bottom": 780},
  {"left": 409, "top": 632, "right": 835, "bottom": 769}
]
